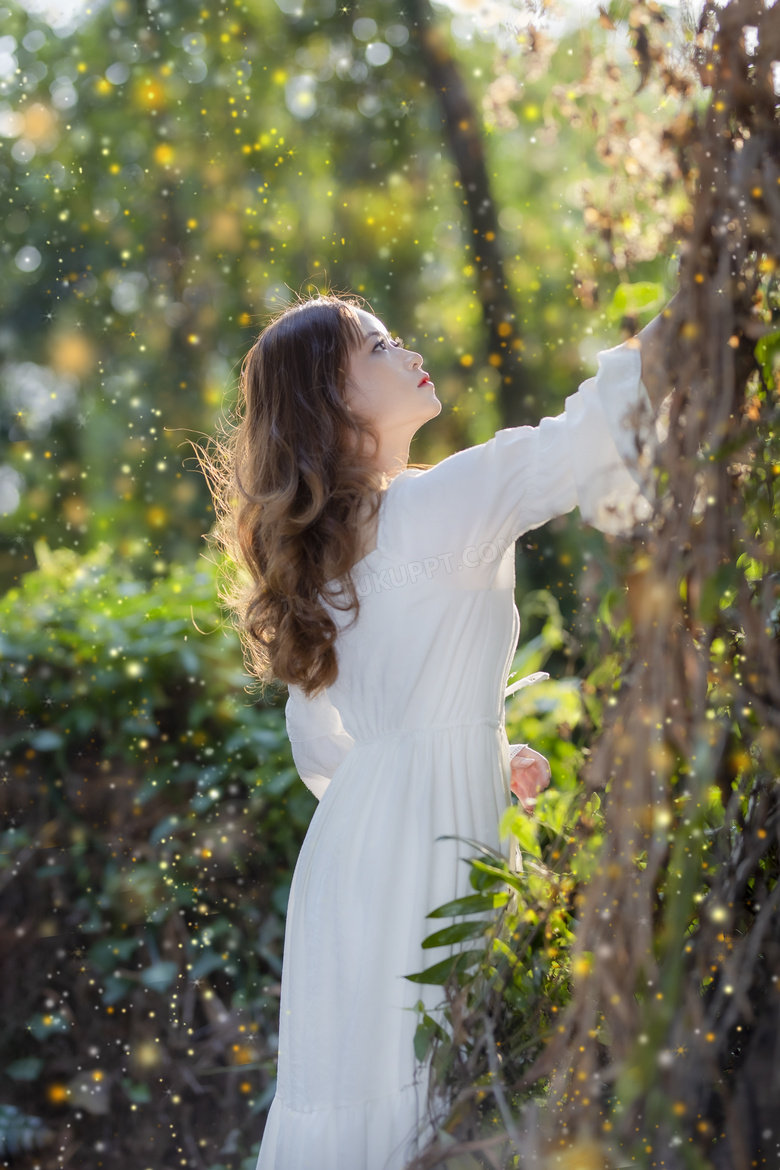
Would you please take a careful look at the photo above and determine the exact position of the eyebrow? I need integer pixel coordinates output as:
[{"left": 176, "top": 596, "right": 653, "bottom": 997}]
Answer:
[{"left": 364, "top": 329, "right": 389, "bottom": 344}]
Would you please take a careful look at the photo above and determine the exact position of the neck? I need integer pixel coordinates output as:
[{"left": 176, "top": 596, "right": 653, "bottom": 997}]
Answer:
[{"left": 371, "top": 432, "right": 412, "bottom": 480}]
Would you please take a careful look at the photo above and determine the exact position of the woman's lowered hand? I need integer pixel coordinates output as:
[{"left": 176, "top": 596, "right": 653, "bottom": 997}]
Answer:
[{"left": 509, "top": 744, "right": 551, "bottom": 812}]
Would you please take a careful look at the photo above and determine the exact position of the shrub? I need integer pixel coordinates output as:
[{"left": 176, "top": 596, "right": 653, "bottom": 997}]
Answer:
[{"left": 0, "top": 541, "right": 310, "bottom": 1169}]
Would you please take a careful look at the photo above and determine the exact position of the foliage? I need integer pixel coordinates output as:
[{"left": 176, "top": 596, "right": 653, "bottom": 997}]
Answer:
[
  {"left": 0, "top": 540, "right": 310, "bottom": 1168},
  {"left": 402, "top": 592, "right": 612, "bottom": 1161},
  {"left": 0, "top": 1104, "right": 54, "bottom": 1158},
  {"left": 2, "top": 1, "right": 778, "bottom": 1168}
]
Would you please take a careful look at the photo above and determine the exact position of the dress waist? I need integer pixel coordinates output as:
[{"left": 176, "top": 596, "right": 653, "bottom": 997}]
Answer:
[{"left": 350, "top": 715, "right": 503, "bottom": 749}]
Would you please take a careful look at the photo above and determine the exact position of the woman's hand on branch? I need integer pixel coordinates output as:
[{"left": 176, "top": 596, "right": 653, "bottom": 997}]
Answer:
[{"left": 509, "top": 744, "right": 551, "bottom": 812}]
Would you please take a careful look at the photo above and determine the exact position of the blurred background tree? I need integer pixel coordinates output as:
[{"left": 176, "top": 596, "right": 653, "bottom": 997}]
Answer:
[{"left": 0, "top": 0, "right": 675, "bottom": 605}]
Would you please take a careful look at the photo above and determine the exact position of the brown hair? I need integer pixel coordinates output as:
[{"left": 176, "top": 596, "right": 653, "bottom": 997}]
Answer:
[{"left": 196, "top": 291, "right": 426, "bottom": 700}]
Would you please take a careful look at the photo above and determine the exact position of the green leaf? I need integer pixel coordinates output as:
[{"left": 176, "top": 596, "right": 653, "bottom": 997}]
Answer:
[
  {"left": 0, "top": 1105, "right": 53, "bottom": 1156},
  {"left": 421, "top": 919, "right": 491, "bottom": 949},
  {"left": 271, "top": 880, "right": 292, "bottom": 917},
  {"left": 469, "top": 862, "right": 506, "bottom": 893},
  {"left": 755, "top": 329, "right": 780, "bottom": 389},
  {"left": 699, "top": 564, "right": 741, "bottom": 624},
  {"left": 404, "top": 950, "right": 484, "bottom": 985},
  {"left": 262, "top": 767, "right": 299, "bottom": 796},
  {"left": 149, "top": 815, "right": 182, "bottom": 846},
  {"left": 88, "top": 936, "right": 140, "bottom": 973},
  {"left": 413, "top": 1014, "right": 447, "bottom": 1062},
  {"left": 468, "top": 859, "right": 526, "bottom": 894},
  {"left": 500, "top": 806, "right": 542, "bottom": 859},
  {"left": 27, "top": 1012, "right": 70, "bottom": 1040},
  {"left": 121, "top": 1077, "right": 152, "bottom": 1104},
  {"left": 190, "top": 951, "right": 226, "bottom": 980},
  {"left": 102, "top": 975, "right": 134, "bottom": 1005},
  {"left": 607, "top": 280, "right": 665, "bottom": 323},
  {"left": 139, "top": 960, "right": 178, "bottom": 991},
  {"left": 434, "top": 834, "right": 507, "bottom": 864},
  {"left": 34, "top": 863, "right": 65, "bottom": 879},
  {"left": 413, "top": 1022, "right": 432, "bottom": 1062},
  {"left": 426, "top": 891, "right": 509, "bottom": 919},
  {"left": 5, "top": 1058, "right": 44, "bottom": 1082},
  {"left": 28, "top": 730, "right": 63, "bottom": 752},
  {"left": 534, "top": 789, "right": 578, "bottom": 836}
]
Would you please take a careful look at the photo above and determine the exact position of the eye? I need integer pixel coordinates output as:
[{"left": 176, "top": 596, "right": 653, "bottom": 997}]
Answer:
[{"left": 373, "top": 335, "right": 404, "bottom": 352}]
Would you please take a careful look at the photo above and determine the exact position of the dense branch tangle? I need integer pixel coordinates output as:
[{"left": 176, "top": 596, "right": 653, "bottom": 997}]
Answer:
[
  {"left": 410, "top": 2, "right": 780, "bottom": 1167},
  {"left": 528, "top": 2, "right": 780, "bottom": 1165}
]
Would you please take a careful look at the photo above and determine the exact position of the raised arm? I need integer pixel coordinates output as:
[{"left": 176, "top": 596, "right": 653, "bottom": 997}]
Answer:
[{"left": 386, "top": 337, "right": 661, "bottom": 578}]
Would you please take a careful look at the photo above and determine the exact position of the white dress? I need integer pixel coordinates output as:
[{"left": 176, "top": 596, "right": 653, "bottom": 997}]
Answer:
[{"left": 255, "top": 341, "right": 658, "bottom": 1170}]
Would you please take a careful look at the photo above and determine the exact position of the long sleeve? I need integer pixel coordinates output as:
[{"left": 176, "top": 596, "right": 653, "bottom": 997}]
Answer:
[
  {"left": 285, "top": 683, "right": 355, "bottom": 801},
  {"left": 388, "top": 339, "right": 659, "bottom": 574},
  {"left": 564, "top": 338, "right": 658, "bottom": 534}
]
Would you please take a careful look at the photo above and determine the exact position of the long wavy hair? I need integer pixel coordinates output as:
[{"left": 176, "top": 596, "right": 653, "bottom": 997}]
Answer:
[{"left": 196, "top": 291, "right": 429, "bottom": 700}]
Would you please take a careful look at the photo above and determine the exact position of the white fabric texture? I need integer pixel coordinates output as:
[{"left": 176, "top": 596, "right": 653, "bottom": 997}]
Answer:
[{"left": 256, "top": 341, "right": 657, "bottom": 1170}]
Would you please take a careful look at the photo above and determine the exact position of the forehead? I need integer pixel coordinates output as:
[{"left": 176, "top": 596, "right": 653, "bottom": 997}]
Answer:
[{"left": 353, "top": 308, "right": 387, "bottom": 339}]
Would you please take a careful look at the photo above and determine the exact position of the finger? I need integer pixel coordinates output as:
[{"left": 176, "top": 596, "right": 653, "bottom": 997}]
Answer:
[{"left": 512, "top": 776, "right": 538, "bottom": 800}]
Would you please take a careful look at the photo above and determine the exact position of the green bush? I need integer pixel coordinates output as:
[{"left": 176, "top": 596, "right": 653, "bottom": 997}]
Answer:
[{"left": 0, "top": 541, "right": 311, "bottom": 1169}]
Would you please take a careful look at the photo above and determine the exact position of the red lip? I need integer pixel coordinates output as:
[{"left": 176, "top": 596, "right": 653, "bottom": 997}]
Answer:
[{"left": 418, "top": 373, "right": 431, "bottom": 387}]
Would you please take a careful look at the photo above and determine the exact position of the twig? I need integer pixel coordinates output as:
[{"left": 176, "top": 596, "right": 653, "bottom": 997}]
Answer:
[{"left": 483, "top": 1014, "right": 523, "bottom": 1157}]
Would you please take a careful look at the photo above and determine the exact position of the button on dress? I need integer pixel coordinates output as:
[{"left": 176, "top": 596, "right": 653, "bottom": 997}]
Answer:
[{"left": 255, "top": 341, "right": 659, "bottom": 1170}]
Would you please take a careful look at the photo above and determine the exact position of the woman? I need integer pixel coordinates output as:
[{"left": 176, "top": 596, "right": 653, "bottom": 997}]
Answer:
[{"left": 204, "top": 292, "right": 670, "bottom": 1170}]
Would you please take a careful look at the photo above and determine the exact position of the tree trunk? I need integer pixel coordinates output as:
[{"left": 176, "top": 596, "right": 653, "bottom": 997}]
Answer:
[{"left": 405, "top": 0, "right": 536, "bottom": 427}]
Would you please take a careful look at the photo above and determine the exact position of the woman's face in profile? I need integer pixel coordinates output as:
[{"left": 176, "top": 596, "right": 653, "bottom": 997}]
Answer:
[{"left": 344, "top": 308, "right": 442, "bottom": 435}]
